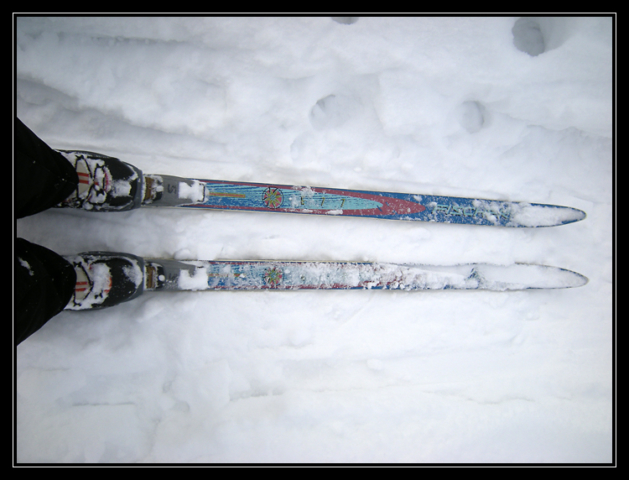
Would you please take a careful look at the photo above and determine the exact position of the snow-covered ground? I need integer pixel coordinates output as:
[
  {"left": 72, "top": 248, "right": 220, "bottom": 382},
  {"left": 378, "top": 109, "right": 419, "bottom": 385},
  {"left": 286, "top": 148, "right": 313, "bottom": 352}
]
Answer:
[{"left": 14, "top": 16, "right": 613, "bottom": 464}]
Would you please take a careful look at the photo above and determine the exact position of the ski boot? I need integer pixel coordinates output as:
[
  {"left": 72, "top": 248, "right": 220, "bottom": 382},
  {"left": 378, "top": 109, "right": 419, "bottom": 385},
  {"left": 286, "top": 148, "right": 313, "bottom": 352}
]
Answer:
[
  {"left": 56, "top": 150, "right": 146, "bottom": 211},
  {"left": 63, "top": 252, "right": 145, "bottom": 310}
]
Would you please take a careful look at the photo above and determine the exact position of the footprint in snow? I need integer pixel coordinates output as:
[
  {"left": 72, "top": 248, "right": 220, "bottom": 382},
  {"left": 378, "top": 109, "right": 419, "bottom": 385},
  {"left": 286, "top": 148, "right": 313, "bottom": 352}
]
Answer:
[
  {"left": 512, "top": 17, "right": 546, "bottom": 56},
  {"left": 457, "top": 100, "right": 487, "bottom": 134},
  {"left": 309, "top": 93, "right": 362, "bottom": 130},
  {"left": 331, "top": 17, "right": 359, "bottom": 25},
  {"left": 512, "top": 17, "right": 572, "bottom": 57}
]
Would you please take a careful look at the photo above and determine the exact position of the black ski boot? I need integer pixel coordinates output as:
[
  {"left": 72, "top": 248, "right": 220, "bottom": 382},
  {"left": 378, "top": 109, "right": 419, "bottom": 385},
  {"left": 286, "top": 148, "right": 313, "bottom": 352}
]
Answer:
[
  {"left": 63, "top": 252, "right": 145, "bottom": 310},
  {"left": 56, "top": 150, "right": 146, "bottom": 211}
]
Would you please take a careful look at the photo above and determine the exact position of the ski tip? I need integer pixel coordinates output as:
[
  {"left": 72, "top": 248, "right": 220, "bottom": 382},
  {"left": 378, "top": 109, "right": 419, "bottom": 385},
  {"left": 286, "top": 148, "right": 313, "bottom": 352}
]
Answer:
[
  {"left": 473, "top": 263, "right": 589, "bottom": 290},
  {"left": 577, "top": 272, "right": 589, "bottom": 288},
  {"left": 525, "top": 264, "right": 589, "bottom": 289},
  {"left": 559, "top": 207, "right": 587, "bottom": 226},
  {"left": 507, "top": 204, "right": 586, "bottom": 227},
  {"left": 560, "top": 268, "right": 589, "bottom": 288}
]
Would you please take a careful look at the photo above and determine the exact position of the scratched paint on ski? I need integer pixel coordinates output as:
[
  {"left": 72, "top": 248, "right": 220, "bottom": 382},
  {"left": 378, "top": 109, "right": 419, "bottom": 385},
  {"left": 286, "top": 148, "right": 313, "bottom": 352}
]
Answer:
[
  {"left": 179, "top": 179, "right": 518, "bottom": 226},
  {"left": 203, "top": 261, "right": 377, "bottom": 290},
  {"left": 158, "top": 260, "right": 589, "bottom": 291}
]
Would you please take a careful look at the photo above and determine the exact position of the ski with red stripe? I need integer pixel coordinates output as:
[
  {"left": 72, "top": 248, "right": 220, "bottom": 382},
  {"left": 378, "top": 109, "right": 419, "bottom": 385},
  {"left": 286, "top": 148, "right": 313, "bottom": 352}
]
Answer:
[{"left": 141, "top": 174, "right": 586, "bottom": 228}]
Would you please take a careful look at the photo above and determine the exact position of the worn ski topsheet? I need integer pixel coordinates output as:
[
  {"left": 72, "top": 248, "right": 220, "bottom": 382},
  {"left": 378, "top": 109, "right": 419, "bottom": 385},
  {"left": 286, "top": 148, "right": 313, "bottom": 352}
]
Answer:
[
  {"left": 143, "top": 175, "right": 586, "bottom": 228},
  {"left": 144, "top": 259, "right": 588, "bottom": 292}
]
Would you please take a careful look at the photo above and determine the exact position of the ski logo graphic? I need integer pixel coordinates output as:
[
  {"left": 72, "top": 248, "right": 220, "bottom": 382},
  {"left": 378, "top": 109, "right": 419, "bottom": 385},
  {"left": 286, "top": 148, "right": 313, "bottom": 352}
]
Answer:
[
  {"left": 191, "top": 181, "right": 427, "bottom": 218},
  {"left": 263, "top": 187, "right": 283, "bottom": 209},
  {"left": 263, "top": 266, "right": 283, "bottom": 287}
]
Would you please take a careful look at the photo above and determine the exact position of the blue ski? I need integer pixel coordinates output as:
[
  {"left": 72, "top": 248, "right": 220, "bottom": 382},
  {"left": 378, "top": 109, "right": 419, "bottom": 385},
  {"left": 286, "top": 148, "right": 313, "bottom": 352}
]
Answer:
[
  {"left": 144, "top": 259, "right": 588, "bottom": 292},
  {"left": 142, "top": 174, "right": 586, "bottom": 228},
  {"left": 64, "top": 256, "right": 589, "bottom": 313}
]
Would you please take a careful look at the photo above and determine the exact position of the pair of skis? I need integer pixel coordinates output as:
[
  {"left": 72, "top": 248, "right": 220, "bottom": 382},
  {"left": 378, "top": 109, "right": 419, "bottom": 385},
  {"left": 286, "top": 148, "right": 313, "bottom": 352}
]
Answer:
[{"left": 112, "top": 172, "right": 586, "bottom": 294}]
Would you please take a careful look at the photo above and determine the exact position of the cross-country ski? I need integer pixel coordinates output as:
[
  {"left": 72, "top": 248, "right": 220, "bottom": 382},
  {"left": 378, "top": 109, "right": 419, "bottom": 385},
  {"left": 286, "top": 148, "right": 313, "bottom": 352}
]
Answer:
[
  {"left": 141, "top": 174, "right": 586, "bottom": 228},
  {"left": 145, "top": 258, "right": 588, "bottom": 292},
  {"left": 61, "top": 253, "right": 588, "bottom": 312},
  {"left": 52, "top": 152, "right": 586, "bottom": 228}
]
